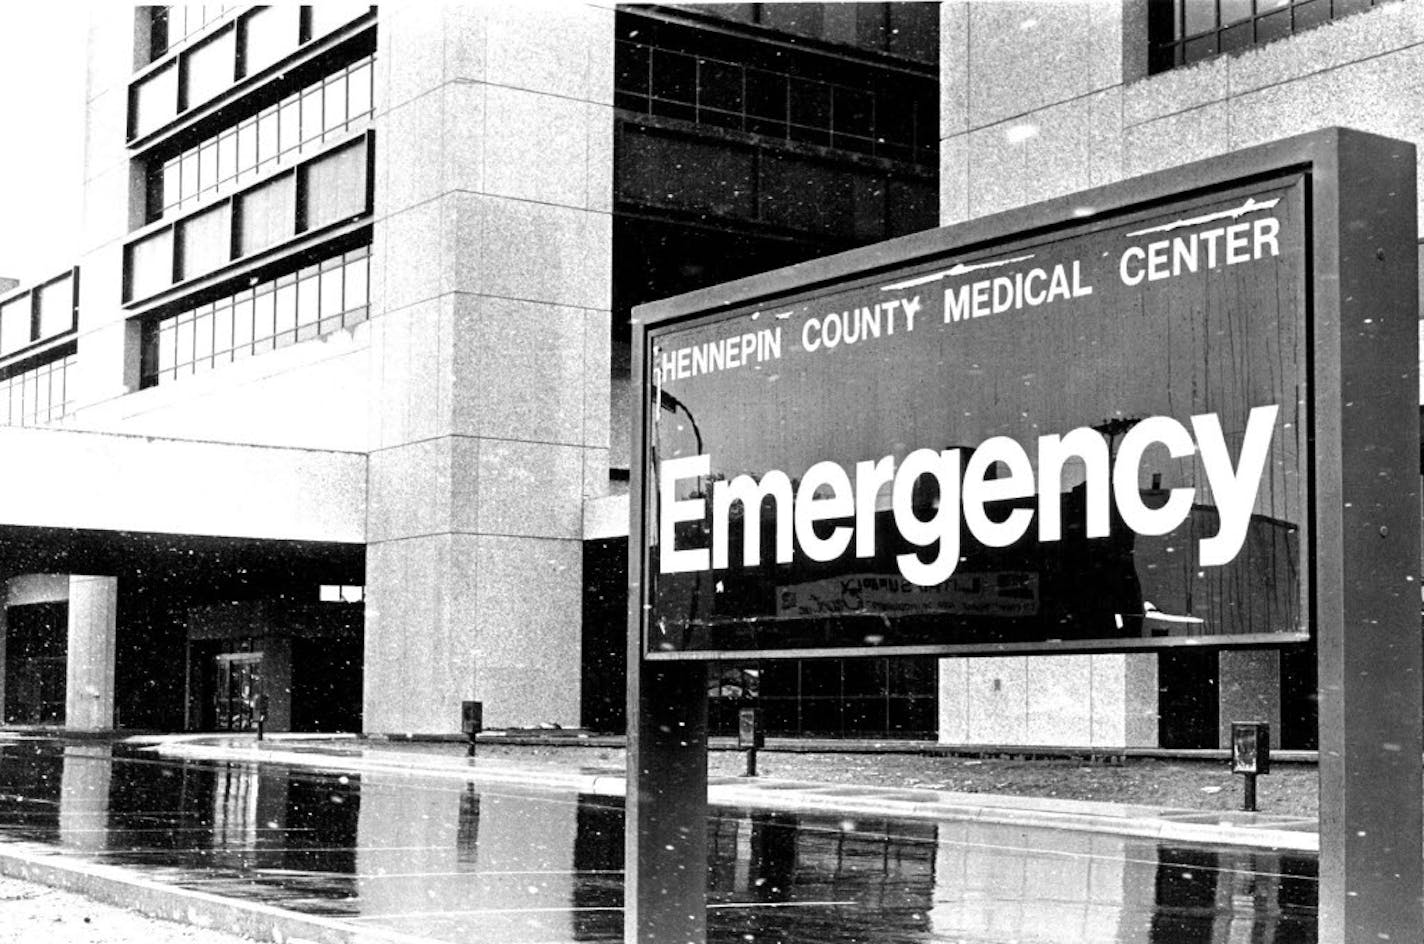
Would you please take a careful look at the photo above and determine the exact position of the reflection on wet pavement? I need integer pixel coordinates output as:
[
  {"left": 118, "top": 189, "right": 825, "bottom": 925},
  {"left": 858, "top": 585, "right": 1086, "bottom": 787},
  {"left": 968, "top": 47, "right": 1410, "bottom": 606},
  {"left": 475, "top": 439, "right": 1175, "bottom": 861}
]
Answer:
[{"left": 0, "top": 740, "right": 1316, "bottom": 943}]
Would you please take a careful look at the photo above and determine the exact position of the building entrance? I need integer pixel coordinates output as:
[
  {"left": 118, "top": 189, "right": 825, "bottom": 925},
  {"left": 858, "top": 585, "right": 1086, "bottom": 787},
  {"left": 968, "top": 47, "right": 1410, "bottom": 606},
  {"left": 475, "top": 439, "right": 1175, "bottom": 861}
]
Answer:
[
  {"left": 213, "top": 651, "right": 263, "bottom": 732},
  {"left": 3, "top": 602, "right": 67, "bottom": 725}
]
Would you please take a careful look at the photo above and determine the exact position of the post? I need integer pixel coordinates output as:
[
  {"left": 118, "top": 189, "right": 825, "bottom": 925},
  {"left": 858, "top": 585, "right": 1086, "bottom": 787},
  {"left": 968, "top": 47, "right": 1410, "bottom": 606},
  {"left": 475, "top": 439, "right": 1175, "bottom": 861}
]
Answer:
[
  {"left": 462, "top": 700, "right": 483, "bottom": 758},
  {"left": 1230, "top": 721, "right": 1270, "bottom": 813},
  {"left": 625, "top": 660, "right": 708, "bottom": 944},
  {"left": 1313, "top": 129, "right": 1422, "bottom": 944},
  {"left": 738, "top": 706, "right": 763, "bottom": 778}
]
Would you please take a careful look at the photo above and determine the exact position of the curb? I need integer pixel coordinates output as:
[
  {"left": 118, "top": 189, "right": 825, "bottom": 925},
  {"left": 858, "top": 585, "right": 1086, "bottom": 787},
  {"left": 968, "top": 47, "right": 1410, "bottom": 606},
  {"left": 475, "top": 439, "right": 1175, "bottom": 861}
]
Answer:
[
  {"left": 0, "top": 839, "right": 434, "bottom": 944},
  {"left": 153, "top": 741, "right": 1319, "bottom": 853}
]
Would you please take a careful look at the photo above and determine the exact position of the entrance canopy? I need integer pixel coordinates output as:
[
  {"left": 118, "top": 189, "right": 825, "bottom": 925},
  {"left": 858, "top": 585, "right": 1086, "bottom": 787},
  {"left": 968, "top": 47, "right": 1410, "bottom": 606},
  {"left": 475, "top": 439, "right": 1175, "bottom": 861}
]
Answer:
[{"left": 0, "top": 427, "right": 365, "bottom": 543}]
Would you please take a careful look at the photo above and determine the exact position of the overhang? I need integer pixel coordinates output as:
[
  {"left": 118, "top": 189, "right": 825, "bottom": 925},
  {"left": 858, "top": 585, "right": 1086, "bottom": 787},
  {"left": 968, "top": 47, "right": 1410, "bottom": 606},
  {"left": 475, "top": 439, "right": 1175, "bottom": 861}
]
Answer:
[{"left": 0, "top": 426, "right": 365, "bottom": 544}]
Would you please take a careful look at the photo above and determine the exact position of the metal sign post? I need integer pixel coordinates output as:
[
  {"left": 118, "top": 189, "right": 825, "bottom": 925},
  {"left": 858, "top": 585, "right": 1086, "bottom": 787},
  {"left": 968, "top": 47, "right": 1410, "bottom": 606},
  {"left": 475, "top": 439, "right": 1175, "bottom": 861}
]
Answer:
[{"left": 628, "top": 128, "right": 1420, "bottom": 944}]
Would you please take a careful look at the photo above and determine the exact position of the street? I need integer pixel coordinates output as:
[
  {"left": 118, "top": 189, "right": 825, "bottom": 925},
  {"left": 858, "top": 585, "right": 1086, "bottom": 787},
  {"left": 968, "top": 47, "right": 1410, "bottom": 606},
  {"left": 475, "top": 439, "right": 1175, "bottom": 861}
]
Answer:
[{"left": 0, "top": 738, "right": 1315, "bottom": 943}]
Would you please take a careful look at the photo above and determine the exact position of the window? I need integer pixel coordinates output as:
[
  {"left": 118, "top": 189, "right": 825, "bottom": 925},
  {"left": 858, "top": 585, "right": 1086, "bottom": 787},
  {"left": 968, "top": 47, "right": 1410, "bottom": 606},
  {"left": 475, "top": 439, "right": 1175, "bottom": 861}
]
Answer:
[
  {"left": 177, "top": 204, "right": 231, "bottom": 280},
  {"left": 129, "top": 229, "right": 175, "bottom": 300},
  {"left": 35, "top": 275, "right": 75, "bottom": 340},
  {"left": 0, "top": 352, "right": 76, "bottom": 427},
  {"left": 302, "top": 138, "right": 368, "bottom": 232},
  {"left": 0, "top": 297, "right": 31, "bottom": 358},
  {"left": 615, "top": 39, "right": 936, "bottom": 166},
  {"left": 139, "top": 243, "right": 370, "bottom": 387},
  {"left": 133, "top": 63, "right": 179, "bottom": 138},
  {"left": 308, "top": 3, "right": 370, "bottom": 39},
  {"left": 319, "top": 584, "right": 364, "bottom": 603},
  {"left": 148, "top": 55, "right": 376, "bottom": 220},
  {"left": 1148, "top": 0, "right": 1390, "bottom": 73},
  {"left": 182, "top": 26, "right": 236, "bottom": 109},
  {"left": 240, "top": 6, "right": 300, "bottom": 78},
  {"left": 237, "top": 173, "right": 296, "bottom": 256}
]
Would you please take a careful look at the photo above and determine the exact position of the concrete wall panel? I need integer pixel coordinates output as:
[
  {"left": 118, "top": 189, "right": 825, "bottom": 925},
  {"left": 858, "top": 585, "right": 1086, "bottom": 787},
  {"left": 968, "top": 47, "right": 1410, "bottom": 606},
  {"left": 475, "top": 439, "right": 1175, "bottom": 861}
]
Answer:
[
  {"left": 0, "top": 427, "right": 365, "bottom": 543},
  {"left": 451, "top": 295, "right": 589, "bottom": 444},
  {"left": 473, "top": 535, "right": 582, "bottom": 728},
  {"left": 73, "top": 331, "right": 371, "bottom": 452}
]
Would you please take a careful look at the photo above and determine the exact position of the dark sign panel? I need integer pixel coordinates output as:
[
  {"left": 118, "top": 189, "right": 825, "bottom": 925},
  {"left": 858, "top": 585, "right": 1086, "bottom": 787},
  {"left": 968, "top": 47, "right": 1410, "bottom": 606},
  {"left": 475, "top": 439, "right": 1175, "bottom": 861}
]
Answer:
[{"left": 641, "top": 175, "right": 1310, "bottom": 659}]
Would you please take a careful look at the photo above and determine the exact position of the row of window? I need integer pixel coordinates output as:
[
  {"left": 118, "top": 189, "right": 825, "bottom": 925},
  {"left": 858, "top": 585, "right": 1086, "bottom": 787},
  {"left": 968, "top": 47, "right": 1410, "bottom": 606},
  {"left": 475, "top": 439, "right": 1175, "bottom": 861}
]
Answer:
[
  {"left": 128, "top": 135, "right": 371, "bottom": 303},
  {"left": 685, "top": 3, "right": 940, "bottom": 65},
  {"left": 617, "top": 125, "right": 935, "bottom": 243},
  {"left": 140, "top": 245, "right": 370, "bottom": 388},
  {"left": 133, "top": 4, "right": 371, "bottom": 140},
  {"left": 0, "top": 352, "right": 76, "bottom": 428},
  {"left": 0, "top": 272, "right": 77, "bottom": 360},
  {"left": 615, "top": 40, "right": 935, "bottom": 166},
  {"left": 151, "top": 55, "right": 376, "bottom": 221},
  {"left": 148, "top": 5, "right": 236, "bottom": 62},
  {"left": 1149, "top": 0, "right": 1389, "bottom": 73}
]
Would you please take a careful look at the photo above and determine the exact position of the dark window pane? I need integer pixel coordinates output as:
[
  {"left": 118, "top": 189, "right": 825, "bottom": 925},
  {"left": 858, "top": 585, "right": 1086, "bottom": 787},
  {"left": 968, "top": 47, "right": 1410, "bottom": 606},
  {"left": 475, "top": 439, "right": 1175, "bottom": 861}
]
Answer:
[
  {"left": 833, "top": 87, "right": 874, "bottom": 139},
  {"left": 617, "top": 42, "right": 650, "bottom": 95},
  {"left": 1335, "top": 0, "right": 1372, "bottom": 14},
  {"left": 886, "top": 3, "right": 939, "bottom": 63},
  {"left": 788, "top": 86, "right": 831, "bottom": 145},
  {"left": 746, "top": 69, "right": 786, "bottom": 122},
  {"left": 761, "top": 3, "right": 825, "bottom": 39},
  {"left": 651, "top": 48, "right": 695, "bottom": 105},
  {"left": 698, "top": 59, "right": 742, "bottom": 114},
  {"left": 1220, "top": 21, "right": 1254, "bottom": 52},
  {"left": 1257, "top": 8, "right": 1292, "bottom": 41},
  {"left": 1184, "top": 34, "right": 1218, "bottom": 63}
]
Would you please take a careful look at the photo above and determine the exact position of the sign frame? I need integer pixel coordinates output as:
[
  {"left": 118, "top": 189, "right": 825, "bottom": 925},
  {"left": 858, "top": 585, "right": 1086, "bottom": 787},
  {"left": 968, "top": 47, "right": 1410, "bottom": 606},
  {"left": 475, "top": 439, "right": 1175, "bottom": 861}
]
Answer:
[{"left": 626, "top": 127, "right": 1421, "bottom": 944}]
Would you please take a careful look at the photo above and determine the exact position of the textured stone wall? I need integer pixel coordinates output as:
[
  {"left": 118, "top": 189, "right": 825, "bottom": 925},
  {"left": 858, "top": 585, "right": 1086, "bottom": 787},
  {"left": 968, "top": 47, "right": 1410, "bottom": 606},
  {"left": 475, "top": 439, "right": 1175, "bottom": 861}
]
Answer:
[{"left": 363, "top": 3, "right": 614, "bottom": 732}]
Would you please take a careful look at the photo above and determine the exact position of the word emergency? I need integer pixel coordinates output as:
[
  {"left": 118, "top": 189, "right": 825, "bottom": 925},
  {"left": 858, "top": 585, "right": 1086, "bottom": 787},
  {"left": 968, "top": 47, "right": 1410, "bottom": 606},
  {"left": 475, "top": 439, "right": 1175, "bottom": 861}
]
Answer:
[{"left": 658, "top": 405, "right": 1279, "bottom": 586}]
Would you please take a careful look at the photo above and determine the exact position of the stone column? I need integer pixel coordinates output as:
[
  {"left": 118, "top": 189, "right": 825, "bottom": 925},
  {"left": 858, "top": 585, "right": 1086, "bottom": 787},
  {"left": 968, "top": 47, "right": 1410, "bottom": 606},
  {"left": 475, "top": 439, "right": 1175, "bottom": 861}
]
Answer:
[
  {"left": 60, "top": 744, "right": 113, "bottom": 853},
  {"left": 64, "top": 575, "right": 117, "bottom": 731},
  {"left": 1217, "top": 649, "right": 1281, "bottom": 749},
  {"left": 364, "top": 3, "right": 613, "bottom": 733}
]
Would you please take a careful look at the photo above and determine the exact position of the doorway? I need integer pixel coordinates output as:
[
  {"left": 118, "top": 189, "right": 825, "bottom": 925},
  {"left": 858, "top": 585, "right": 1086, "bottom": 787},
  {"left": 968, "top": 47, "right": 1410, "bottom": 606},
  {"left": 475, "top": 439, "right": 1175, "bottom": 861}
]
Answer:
[{"left": 213, "top": 651, "right": 263, "bottom": 732}]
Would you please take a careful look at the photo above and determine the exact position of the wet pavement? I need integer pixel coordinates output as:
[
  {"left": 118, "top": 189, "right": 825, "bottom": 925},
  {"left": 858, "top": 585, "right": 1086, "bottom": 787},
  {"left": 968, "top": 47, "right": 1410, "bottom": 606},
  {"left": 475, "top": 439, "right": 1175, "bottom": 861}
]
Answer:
[{"left": 0, "top": 738, "right": 1317, "bottom": 943}]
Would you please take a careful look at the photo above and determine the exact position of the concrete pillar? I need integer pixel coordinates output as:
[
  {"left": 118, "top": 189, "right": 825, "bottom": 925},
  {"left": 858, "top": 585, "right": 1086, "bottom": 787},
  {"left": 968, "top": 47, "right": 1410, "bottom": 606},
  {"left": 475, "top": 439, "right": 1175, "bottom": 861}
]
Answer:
[
  {"left": 64, "top": 575, "right": 117, "bottom": 732},
  {"left": 60, "top": 744, "right": 112, "bottom": 853},
  {"left": 262, "top": 636, "right": 292, "bottom": 733},
  {"left": 363, "top": 3, "right": 613, "bottom": 733},
  {"left": 74, "top": 6, "right": 147, "bottom": 413},
  {"left": 0, "top": 600, "right": 7, "bottom": 721},
  {"left": 1217, "top": 649, "right": 1281, "bottom": 749}
]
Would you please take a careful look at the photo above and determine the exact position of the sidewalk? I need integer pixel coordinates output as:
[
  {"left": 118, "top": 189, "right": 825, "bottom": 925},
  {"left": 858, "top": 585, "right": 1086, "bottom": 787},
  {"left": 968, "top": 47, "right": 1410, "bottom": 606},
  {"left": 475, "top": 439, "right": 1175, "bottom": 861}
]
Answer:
[{"left": 148, "top": 734, "right": 1319, "bottom": 853}]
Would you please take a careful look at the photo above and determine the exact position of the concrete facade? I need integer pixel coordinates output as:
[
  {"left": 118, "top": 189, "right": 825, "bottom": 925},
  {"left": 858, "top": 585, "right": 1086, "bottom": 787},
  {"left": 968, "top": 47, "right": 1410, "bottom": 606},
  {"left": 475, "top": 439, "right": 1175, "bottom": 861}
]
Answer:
[{"left": 363, "top": 4, "right": 613, "bottom": 733}]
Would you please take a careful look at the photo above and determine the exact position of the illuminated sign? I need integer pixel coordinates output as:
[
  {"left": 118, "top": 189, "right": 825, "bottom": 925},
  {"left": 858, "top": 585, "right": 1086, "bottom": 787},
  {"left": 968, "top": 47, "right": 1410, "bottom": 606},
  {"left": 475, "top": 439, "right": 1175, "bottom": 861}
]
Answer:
[{"left": 639, "top": 177, "right": 1310, "bottom": 659}]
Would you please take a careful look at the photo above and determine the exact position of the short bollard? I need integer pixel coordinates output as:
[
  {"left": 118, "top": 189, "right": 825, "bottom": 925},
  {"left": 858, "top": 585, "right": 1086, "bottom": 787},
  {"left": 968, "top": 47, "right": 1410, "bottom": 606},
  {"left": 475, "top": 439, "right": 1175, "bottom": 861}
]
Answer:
[
  {"left": 738, "top": 707, "right": 764, "bottom": 777},
  {"left": 462, "top": 700, "right": 484, "bottom": 758},
  {"left": 254, "top": 693, "right": 269, "bottom": 741},
  {"left": 1230, "top": 721, "right": 1271, "bottom": 812}
]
